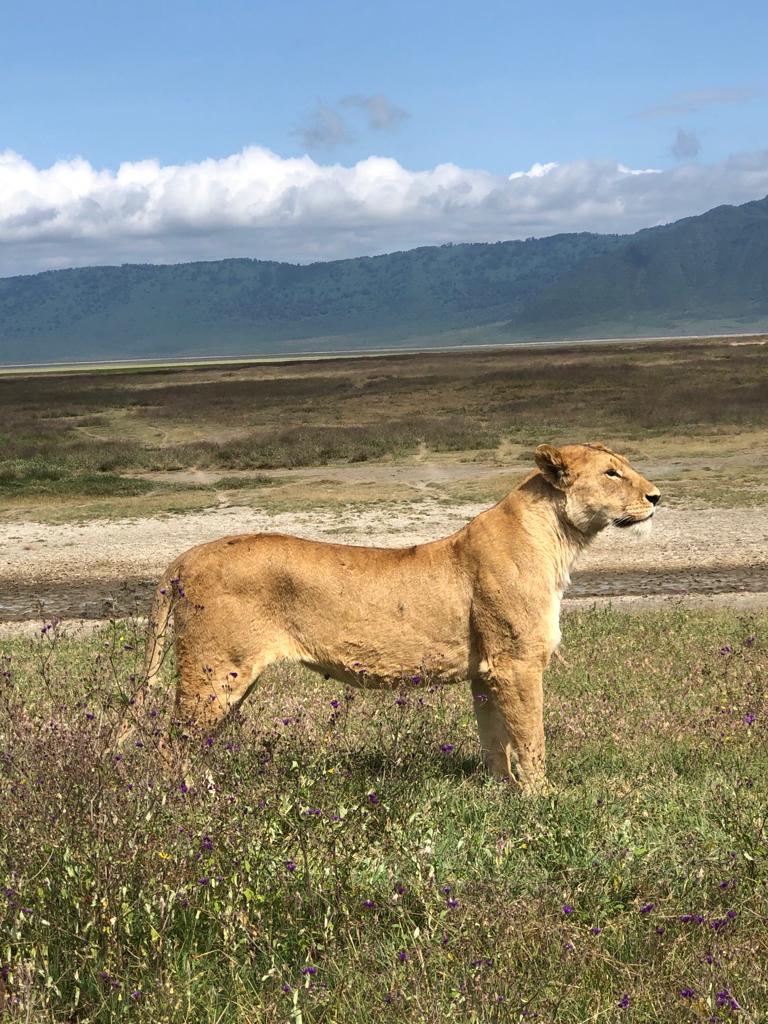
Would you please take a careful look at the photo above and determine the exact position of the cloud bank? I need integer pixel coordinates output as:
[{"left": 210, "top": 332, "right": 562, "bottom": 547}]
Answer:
[{"left": 1, "top": 146, "right": 768, "bottom": 276}]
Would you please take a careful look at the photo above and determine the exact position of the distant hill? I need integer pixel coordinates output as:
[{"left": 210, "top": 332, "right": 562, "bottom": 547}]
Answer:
[{"left": 1, "top": 196, "right": 767, "bottom": 363}]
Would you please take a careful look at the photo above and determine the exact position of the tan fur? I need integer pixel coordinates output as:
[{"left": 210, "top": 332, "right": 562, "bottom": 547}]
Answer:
[{"left": 143, "top": 442, "right": 659, "bottom": 793}]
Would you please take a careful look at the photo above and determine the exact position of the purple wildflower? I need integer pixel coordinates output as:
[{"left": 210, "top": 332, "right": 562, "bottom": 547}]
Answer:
[
  {"left": 397, "top": 950, "right": 408, "bottom": 963},
  {"left": 590, "top": 926, "right": 602, "bottom": 935},
  {"left": 680, "top": 987, "right": 695, "bottom": 999},
  {"left": 743, "top": 712, "right": 756, "bottom": 725},
  {"left": 716, "top": 990, "right": 741, "bottom": 1011},
  {"left": 362, "top": 899, "right": 375, "bottom": 909},
  {"left": 617, "top": 994, "right": 630, "bottom": 1009},
  {"left": 284, "top": 860, "right": 297, "bottom": 872},
  {"left": 301, "top": 965, "right": 318, "bottom": 976},
  {"left": 368, "top": 791, "right": 380, "bottom": 806},
  {"left": 562, "top": 904, "right": 574, "bottom": 915},
  {"left": 329, "top": 699, "right": 339, "bottom": 708},
  {"left": 440, "top": 742, "right": 455, "bottom": 754},
  {"left": 719, "top": 644, "right": 733, "bottom": 655},
  {"left": 639, "top": 902, "right": 655, "bottom": 914}
]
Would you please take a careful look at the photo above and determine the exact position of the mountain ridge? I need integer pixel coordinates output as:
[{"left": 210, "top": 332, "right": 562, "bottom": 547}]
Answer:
[{"left": 1, "top": 196, "right": 767, "bottom": 362}]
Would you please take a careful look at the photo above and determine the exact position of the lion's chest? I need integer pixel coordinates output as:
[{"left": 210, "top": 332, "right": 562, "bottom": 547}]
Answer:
[{"left": 545, "top": 594, "right": 563, "bottom": 653}]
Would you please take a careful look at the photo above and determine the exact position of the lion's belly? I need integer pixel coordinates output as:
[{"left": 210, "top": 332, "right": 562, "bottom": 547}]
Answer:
[
  {"left": 297, "top": 608, "right": 473, "bottom": 687},
  {"left": 302, "top": 629, "right": 473, "bottom": 689},
  {"left": 240, "top": 544, "right": 475, "bottom": 682}
]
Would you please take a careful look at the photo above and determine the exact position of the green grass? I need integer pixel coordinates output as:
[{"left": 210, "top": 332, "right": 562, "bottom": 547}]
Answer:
[
  {"left": 0, "top": 459, "right": 156, "bottom": 498},
  {"left": 1, "top": 608, "right": 766, "bottom": 1022},
  {"left": 0, "top": 460, "right": 280, "bottom": 512}
]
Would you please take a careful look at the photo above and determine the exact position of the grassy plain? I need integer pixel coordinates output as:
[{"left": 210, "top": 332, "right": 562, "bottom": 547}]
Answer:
[
  {"left": 2, "top": 339, "right": 767, "bottom": 1021},
  {"left": 1, "top": 337, "right": 767, "bottom": 523},
  {"left": 1, "top": 608, "right": 766, "bottom": 1022}
]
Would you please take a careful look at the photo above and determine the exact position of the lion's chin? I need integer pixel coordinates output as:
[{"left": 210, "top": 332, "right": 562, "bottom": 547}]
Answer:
[{"left": 613, "top": 514, "right": 654, "bottom": 539}]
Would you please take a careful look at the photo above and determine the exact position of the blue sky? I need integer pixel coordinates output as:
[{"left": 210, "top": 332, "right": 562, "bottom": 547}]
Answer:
[{"left": 1, "top": 0, "right": 767, "bottom": 274}]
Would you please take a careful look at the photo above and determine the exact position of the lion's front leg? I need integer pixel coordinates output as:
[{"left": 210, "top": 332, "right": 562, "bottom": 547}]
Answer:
[
  {"left": 472, "top": 657, "right": 548, "bottom": 795},
  {"left": 471, "top": 677, "right": 514, "bottom": 781}
]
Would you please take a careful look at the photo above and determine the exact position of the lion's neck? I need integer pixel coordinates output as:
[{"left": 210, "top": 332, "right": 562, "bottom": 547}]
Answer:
[{"left": 493, "top": 475, "right": 591, "bottom": 592}]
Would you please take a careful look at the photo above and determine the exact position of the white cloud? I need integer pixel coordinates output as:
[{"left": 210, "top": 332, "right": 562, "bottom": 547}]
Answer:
[
  {"left": 1, "top": 146, "right": 768, "bottom": 276},
  {"left": 508, "top": 161, "right": 559, "bottom": 179}
]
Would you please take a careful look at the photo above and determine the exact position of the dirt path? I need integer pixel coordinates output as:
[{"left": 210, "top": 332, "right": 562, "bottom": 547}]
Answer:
[{"left": 2, "top": 502, "right": 766, "bottom": 622}]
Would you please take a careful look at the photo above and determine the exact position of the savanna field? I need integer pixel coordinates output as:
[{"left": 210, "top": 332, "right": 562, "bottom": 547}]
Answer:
[
  {"left": 1, "top": 337, "right": 767, "bottom": 1021},
  {"left": 1, "top": 607, "right": 766, "bottom": 1022}
]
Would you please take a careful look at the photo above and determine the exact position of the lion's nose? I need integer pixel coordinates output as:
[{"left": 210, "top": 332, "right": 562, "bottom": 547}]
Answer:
[{"left": 646, "top": 491, "right": 660, "bottom": 506}]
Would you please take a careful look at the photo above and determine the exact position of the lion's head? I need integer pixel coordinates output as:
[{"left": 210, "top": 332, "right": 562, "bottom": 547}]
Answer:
[{"left": 534, "top": 442, "right": 660, "bottom": 536}]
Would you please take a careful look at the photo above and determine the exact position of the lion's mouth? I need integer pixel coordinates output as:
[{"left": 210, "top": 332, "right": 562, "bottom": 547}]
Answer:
[{"left": 614, "top": 512, "right": 654, "bottom": 528}]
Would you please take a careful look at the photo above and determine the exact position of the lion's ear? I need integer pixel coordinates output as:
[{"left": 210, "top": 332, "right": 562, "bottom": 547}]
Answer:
[{"left": 534, "top": 444, "right": 572, "bottom": 489}]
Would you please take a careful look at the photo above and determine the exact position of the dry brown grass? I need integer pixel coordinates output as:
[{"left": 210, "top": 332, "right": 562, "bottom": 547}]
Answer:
[{"left": 1, "top": 337, "right": 767, "bottom": 521}]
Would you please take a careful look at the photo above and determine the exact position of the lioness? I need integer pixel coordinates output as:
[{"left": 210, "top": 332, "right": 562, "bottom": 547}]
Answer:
[{"left": 140, "top": 442, "right": 659, "bottom": 793}]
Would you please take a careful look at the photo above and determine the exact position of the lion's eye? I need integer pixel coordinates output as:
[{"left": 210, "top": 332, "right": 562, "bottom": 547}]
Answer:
[{"left": 605, "top": 468, "right": 622, "bottom": 478}]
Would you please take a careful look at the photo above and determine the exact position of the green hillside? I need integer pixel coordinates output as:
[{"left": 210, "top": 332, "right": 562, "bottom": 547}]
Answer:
[
  {"left": 510, "top": 195, "right": 768, "bottom": 339},
  {"left": 1, "top": 196, "right": 767, "bottom": 363}
]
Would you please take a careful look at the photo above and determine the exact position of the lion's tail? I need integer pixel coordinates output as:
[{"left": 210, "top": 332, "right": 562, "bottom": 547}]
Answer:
[
  {"left": 117, "top": 580, "right": 173, "bottom": 747},
  {"left": 142, "top": 580, "right": 174, "bottom": 692}
]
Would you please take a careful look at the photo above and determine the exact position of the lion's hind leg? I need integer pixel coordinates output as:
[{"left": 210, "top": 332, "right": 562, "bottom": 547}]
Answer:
[
  {"left": 172, "top": 650, "right": 270, "bottom": 739},
  {"left": 160, "top": 649, "right": 271, "bottom": 787}
]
